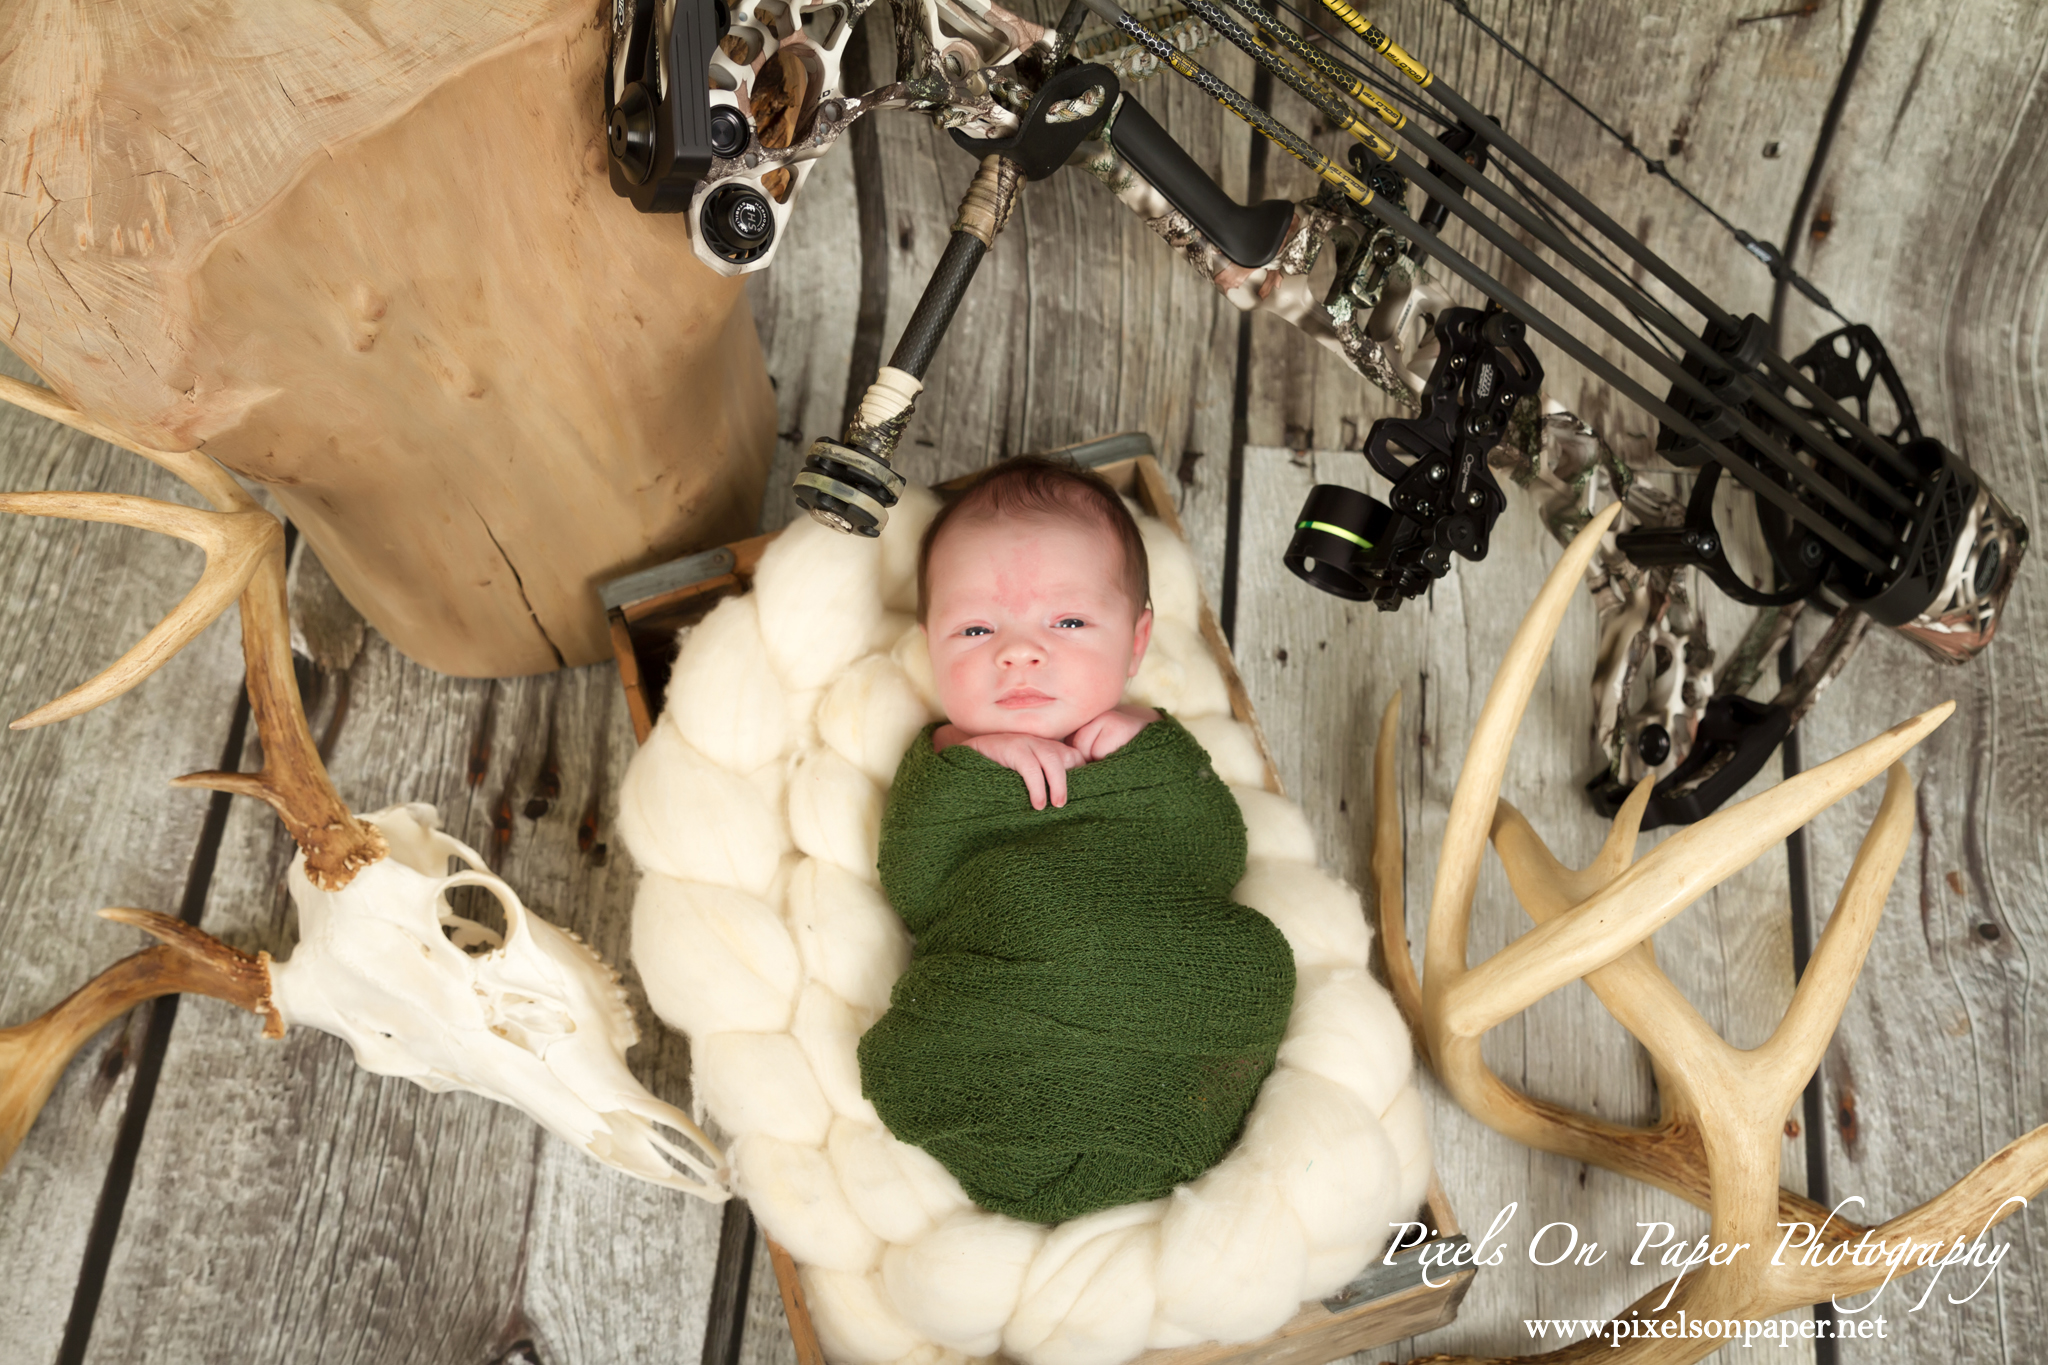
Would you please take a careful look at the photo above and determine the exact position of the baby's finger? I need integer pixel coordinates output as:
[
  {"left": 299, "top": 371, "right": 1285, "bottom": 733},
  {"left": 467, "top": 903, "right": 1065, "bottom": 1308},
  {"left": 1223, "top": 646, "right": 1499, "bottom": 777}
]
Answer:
[
  {"left": 1071, "top": 726, "right": 1102, "bottom": 762},
  {"left": 1047, "top": 755, "right": 1069, "bottom": 808},
  {"left": 1021, "top": 761, "right": 1048, "bottom": 810}
]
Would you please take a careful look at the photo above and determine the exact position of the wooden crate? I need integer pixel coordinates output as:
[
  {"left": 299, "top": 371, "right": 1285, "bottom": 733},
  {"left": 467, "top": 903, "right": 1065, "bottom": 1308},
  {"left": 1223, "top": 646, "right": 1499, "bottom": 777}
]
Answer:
[{"left": 604, "top": 437, "right": 1476, "bottom": 1365}]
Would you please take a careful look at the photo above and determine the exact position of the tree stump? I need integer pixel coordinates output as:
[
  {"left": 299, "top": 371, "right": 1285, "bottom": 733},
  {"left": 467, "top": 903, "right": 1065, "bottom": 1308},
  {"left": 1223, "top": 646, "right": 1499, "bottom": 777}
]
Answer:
[{"left": 0, "top": 0, "right": 777, "bottom": 676}]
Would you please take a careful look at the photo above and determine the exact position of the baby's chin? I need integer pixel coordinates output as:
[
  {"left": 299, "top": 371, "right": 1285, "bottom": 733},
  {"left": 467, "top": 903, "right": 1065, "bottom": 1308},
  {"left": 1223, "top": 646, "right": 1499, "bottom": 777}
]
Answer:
[{"left": 949, "top": 700, "right": 1091, "bottom": 742}]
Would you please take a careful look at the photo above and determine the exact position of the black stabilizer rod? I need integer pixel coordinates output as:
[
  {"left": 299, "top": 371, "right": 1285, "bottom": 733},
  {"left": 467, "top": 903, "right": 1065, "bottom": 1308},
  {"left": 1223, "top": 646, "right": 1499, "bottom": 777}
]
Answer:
[
  {"left": 1372, "top": 145, "right": 1908, "bottom": 540},
  {"left": 890, "top": 230, "right": 990, "bottom": 380},
  {"left": 790, "top": 154, "right": 1026, "bottom": 536},
  {"left": 1362, "top": 21, "right": 1739, "bottom": 335},
  {"left": 1375, "top": 142, "right": 1914, "bottom": 495}
]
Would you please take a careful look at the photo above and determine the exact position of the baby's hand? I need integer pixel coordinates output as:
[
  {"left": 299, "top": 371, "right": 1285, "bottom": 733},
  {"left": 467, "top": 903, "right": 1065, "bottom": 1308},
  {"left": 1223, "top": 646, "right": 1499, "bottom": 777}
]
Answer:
[
  {"left": 1067, "top": 704, "right": 1160, "bottom": 763},
  {"left": 938, "top": 727, "right": 1086, "bottom": 810}
]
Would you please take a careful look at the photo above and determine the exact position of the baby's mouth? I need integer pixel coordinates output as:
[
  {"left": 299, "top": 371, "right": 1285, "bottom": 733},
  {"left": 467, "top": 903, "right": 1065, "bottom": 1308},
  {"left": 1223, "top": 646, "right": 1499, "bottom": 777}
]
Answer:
[{"left": 996, "top": 688, "right": 1055, "bottom": 709}]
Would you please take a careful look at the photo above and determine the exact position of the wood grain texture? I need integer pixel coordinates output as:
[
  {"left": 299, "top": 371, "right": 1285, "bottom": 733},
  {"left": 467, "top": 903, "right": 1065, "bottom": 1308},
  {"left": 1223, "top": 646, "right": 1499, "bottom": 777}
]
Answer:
[
  {"left": 77, "top": 644, "right": 724, "bottom": 1363},
  {"left": 1774, "top": 2, "right": 2048, "bottom": 1360},
  {"left": 0, "top": 355, "right": 250, "bottom": 1363},
  {"left": 175, "top": 23, "right": 775, "bottom": 676},
  {"left": 0, "top": 0, "right": 563, "bottom": 426},
  {"left": 739, "top": 1221, "right": 801, "bottom": 1365}
]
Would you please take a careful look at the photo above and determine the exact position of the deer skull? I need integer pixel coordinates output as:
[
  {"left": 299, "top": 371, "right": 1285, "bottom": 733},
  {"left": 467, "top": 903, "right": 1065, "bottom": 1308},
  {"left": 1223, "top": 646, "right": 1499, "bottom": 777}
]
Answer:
[{"left": 270, "top": 803, "right": 726, "bottom": 1196}]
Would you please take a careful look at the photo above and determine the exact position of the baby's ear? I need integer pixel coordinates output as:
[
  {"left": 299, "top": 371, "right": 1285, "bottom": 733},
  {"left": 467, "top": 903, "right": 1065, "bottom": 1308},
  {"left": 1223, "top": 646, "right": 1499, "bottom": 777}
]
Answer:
[{"left": 1128, "top": 607, "right": 1154, "bottom": 677}]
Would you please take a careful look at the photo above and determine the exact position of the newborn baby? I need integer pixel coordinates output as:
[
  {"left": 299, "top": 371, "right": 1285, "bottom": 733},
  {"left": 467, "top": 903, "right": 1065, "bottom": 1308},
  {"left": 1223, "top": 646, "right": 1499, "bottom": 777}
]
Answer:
[
  {"left": 857, "top": 457, "right": 1296, "bottom": 1224},
  {"left": 921, "top": 455, "right": 1161, "bottom": 801}
]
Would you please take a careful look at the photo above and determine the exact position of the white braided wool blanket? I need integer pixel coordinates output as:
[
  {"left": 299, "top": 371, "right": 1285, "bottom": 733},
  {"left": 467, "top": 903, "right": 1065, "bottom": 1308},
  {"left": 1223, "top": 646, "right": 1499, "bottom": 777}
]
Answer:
[{"left": 619, "top": 487, "right": 1431, "bottom": 1365}]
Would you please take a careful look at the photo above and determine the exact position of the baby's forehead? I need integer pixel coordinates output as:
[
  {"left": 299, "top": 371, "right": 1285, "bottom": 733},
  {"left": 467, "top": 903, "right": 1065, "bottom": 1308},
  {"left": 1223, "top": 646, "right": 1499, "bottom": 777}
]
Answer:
[
  {"left": 928, "top": 506, "right": 1139, "bottom": 606},
  {"left": 930, "top": 506, "right": 1123, "bottom": 579},
  {"left": 932, "top": 501, "right": 1120, "bottom": 554}
]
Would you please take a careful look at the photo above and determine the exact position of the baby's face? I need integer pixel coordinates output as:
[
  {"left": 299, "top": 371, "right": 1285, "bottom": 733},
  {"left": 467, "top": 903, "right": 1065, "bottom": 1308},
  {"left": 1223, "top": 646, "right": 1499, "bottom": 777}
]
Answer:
[{"left": 923, "top": 511, "right": 1152, "bottom": 741}]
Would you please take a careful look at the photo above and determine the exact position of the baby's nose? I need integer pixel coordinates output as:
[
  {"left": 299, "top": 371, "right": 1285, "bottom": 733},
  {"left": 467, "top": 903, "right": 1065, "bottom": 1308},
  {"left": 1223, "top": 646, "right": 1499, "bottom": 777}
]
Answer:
[{"left": 998, "top": 633, "right": 1047, "bottom": 664}]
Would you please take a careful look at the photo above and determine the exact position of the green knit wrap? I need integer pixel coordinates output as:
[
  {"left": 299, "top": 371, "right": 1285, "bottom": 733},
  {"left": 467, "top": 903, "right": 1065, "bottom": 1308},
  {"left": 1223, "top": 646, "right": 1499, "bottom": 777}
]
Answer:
[{"left": 858, "top": 717, "right": 1296, "bottom": 1224}]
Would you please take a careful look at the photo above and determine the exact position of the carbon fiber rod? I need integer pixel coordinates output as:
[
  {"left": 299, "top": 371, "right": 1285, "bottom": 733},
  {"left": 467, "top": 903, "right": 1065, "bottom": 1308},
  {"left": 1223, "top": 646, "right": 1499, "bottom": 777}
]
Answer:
[
  {"left": 1388, "top": 155, "right": 1908, "bottom": 533},
  {"left": 1381, "top": 148, "right": 1913, "bottom": 501},
  {"left": 1312, "top": 0, "right": 1740, "bottom": 335},
  {"left": 1210, "top": 0, "right": 1913, "bottom": 488},
  {"left": 1219, "top": 0, "right": 1689, "bottom": 344},
  {"left": 1383, "top": 171, "right": 1907, "bottom": 528},
  {"left": 1185, "top": 0, "right": 1911, "bottom": 537},
  {"left": 1086, "top": 0, "right": 1890, "bottom": 576}
]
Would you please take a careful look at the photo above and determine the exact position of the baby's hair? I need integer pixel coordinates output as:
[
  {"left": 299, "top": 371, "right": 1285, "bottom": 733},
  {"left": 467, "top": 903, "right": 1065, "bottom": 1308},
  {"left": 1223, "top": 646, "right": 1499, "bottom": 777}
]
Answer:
[{"left": 916, "top": 455, "right": 1151, "bottom": 624}]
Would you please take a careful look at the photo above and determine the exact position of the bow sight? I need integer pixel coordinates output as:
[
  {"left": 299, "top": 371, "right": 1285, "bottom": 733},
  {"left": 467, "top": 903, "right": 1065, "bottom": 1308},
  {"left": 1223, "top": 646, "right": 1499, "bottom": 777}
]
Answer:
[{"left": 1285, "top": 306, "right": 1540, "bottom": 608}]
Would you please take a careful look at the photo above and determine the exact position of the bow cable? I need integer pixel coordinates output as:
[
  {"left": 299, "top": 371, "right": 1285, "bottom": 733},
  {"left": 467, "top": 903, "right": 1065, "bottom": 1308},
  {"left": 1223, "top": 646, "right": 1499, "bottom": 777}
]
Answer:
[{"left": 1438, "top": 0, "right": 1851, "bottom": 324}]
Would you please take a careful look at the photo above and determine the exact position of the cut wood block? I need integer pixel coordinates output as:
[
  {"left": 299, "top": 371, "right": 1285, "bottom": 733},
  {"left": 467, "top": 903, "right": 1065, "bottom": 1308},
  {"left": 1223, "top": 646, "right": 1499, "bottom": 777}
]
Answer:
[{"left": 1, "top": 0, "right": 777, "bottom": 677}]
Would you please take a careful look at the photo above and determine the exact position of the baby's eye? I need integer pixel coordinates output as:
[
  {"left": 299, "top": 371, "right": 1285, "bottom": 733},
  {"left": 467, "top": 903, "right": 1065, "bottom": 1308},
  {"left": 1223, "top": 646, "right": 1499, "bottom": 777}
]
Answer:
[
  {"left": 961, "top": 625, "right": 992, "bottom": 637},
  {"left": 1054, "top": 617, "right": 1086, "bottom": 629}
]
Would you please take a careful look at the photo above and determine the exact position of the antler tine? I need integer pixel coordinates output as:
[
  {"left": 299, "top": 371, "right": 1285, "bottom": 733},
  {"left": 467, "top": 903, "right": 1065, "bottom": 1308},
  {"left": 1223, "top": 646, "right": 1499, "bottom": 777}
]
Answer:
[
  {"left": 0, "top": 374, "right": 386, "bottom": 888},
  {"left": 1407, "top": 695, "right": 1976, "bottom": 1359},
  {"left": 1751, "top": 760, "right": 1914, "bottom": 1100},
  {"left": 1449, "top": 795, "right": 1728, "bottom": 1211},
  {"left": 0, "top": 908, "right": 277, "bottom": 1170},
  {"left": 1424, "top": 503, "right": 1622, "bottom": 1012},
  {"left": 1487, "top": 795, "right": 1849, "bottom": 1230},
  {"left": 1408, "top": 589, "right": 1955, "bottom": 1294},
  {"left": 1586, "top": 774, "right": 1653, "bottom": 890},
  {"left": 168, "top": 529, "right": 386, "bottom": 889},
  {"left": 0, "top": 373, "right": 256, "bottom": 516},
  {"left": 1490, "top": 784, "right": 1653, "bottom": 928},
  {"left": 0, "top": 492, "right": 278, "bottom": 729},
  {"left": 1812, "top": 1124, "right": 2048, "bottom": 1305},
  {"left": 1487, "top": 792, "right": 1686, "bottom": 1047},
  {"left": 1370, "top": 690, "right": 1425, "bottom": 1046},
  {"left": 1447, "top": 701, "right": 1952, "bottom": 1039}
]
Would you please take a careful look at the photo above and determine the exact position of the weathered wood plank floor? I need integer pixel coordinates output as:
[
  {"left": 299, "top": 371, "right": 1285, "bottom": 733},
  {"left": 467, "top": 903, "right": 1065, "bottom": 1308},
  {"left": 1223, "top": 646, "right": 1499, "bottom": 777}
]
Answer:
[{"left": 2, "top": 1, "right": 2042, "bottom": 1361}]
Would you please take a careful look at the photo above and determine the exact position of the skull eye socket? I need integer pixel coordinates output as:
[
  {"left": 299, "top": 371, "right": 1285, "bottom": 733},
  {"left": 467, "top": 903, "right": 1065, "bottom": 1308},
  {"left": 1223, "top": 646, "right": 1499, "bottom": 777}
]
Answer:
[{"left": 442, "top": 882, "right": 509, "bottom": 955}]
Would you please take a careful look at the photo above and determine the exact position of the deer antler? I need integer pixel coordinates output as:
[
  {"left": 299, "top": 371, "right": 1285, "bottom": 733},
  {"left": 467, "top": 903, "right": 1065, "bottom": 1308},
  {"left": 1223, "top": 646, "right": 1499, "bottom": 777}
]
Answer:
[
  {"left": 0, "top": 491, "right": 278, "bottom": 728},
  {"left": 0, "top": 380, "right": 724, "bottom": 1202},
  {"left": 0, "top": 373, "right": 384, "bottom": 888},
  {"left": 0, "top": 375, "right": 381, "bottom": 1166},
  {"left": 1374, "top": 507, "right": 2048, "bottom": 1362},
  {"left": 0, "top": 908, "right": 277, "bottom": 1169}
]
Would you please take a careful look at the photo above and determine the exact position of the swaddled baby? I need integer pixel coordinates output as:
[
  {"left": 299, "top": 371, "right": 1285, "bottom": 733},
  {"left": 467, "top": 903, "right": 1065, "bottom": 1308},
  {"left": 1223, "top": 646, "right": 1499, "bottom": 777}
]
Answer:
[{"left": 857, "top": 456, "right": 1296, "bottom": 1224}]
